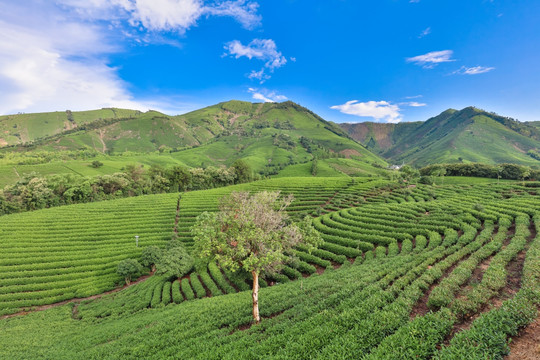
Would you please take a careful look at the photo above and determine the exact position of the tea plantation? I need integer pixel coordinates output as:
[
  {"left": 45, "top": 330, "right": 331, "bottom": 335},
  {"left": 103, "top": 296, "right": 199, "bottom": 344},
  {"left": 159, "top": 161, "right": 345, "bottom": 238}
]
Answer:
[{"left": 0, "top": 177, "right": 539, "bottom": 359}]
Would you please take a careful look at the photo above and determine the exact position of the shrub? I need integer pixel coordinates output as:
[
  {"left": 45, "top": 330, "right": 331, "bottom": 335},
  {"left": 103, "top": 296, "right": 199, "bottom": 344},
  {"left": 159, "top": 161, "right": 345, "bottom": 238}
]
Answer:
[
  {"left": 156, "top": 246, "right": 194, "bottom": 278},
  {"left": 141, "top": 246, "right": 162, "bottom": 272}
]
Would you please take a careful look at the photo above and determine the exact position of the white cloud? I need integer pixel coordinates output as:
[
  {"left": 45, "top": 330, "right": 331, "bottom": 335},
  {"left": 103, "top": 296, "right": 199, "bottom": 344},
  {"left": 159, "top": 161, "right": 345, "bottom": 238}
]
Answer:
[
  {"left": 130, "top": 0, "right": 204, "bottom": 32},
  {"left": 419, "top": 27, "right": 431, "bottom": 38},
  {"left": 248, "top": 88, "right": 287, "bottom": 103},
  {"left": 57, "top": 0, "right": 261, "bottom": 33},
  {"left": 331, "top": 100, "right": 402, "bottom": 123},
  {"left": 204, "top": 0, "right": 261, "bottom": 30},
  {"left": 0, "top": 1, "right": 261, "bottom": 115},
  {"left": 0, "top": 3, "right": 145, "bottom": 114},
  {"left": 452, "top": 66, "right": 495, "bottom": 75},
  {"left": 404, "top": 102, "right": 427, "bottom": 107},
  {"left": 224, "top": 38, "right": 287, "bottom": 82},
  {"left": 406, "top": 50, "right": 455, "bottom": 68},
  {"left": 248, "top": 69, "right": 270, "bottom": 83},
  {"left": 404, "top": 95, "right": 423, "bottom": 99},
  {"left": 224, "top": 39, "right": 286, "bottom": 69}
]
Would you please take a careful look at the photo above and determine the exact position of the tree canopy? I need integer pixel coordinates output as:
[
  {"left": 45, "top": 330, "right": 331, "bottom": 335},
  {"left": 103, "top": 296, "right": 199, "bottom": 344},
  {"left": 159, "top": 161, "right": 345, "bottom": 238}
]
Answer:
[{"left": 192, "top": 191, "right": 322, "bottom": 323}]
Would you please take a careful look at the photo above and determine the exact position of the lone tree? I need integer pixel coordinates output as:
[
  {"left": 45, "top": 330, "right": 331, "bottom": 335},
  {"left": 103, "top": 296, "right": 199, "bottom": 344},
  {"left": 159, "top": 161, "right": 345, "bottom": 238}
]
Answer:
[
  {"left": 192, "top": 191, "right": 321, "bottom": 323},
  {"left": 117, "top": 259, "right": 142, "bottom": 285}
]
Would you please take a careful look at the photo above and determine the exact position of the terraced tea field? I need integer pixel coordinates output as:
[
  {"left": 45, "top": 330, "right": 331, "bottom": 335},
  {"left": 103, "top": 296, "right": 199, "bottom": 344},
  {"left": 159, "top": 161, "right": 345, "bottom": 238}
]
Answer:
[
  {"left": 0, "top": 177, "right": 386, "bottom": 316},
  {"left": 0, "top": 178, "right": 539, "bottom": 359}
]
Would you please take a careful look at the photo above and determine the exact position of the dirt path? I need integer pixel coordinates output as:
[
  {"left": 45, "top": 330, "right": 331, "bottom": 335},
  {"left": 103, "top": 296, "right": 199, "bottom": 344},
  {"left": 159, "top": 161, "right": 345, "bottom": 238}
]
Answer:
[
  {"left": 229, "top": 113, "right": 241, "bottom": 125},
  {"left": 442, "top": 220, "right": 535, "bottom": 345},
  {"left": 0, "top": 272, "right": 154, "bottom": 320},
  {"left": 98, "top": 129, "right": 107, "bottom": 153},
  {"left": 174, "top": 195, "right": 181, "bottom": 234}
]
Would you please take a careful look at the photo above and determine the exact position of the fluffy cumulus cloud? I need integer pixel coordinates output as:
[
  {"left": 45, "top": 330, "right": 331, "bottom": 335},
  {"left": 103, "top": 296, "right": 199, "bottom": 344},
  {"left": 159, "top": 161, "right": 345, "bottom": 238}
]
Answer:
[
  {"left": 331, "top": 100, "right": 402, "bottom": 123},
  {"left": 248, "top": 88, "right": 287, "bottom": 103},
  {"left": 224, "top": 39, "right": 287, "bottom": 83},
  {"left": 0, "top": 1, "right": 261, "bottom": 114},
  {"left": 453, "top": 65, "right": 495, "bottom": 75},
  {"left": 57, "top": 0, "right": 261, "bottom": 33},
  {"left": 0, "top": 2, "right": 144, "bottom": 114},
  {"left": 406, "top": 50, "right": 454, "bottom": 68}
]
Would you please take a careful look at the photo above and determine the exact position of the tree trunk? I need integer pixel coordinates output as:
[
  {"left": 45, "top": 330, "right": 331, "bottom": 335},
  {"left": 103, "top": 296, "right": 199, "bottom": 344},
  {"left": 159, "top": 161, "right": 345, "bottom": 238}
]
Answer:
[{"left": 252, "top": 270, "right": 260, "bottom": 324}]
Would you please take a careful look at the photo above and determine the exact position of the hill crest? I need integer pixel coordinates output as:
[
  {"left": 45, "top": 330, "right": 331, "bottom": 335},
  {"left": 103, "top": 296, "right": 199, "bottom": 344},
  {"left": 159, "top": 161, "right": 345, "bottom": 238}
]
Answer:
[{"left": 340, "top": 107, "right": 540, "bottom": 167}]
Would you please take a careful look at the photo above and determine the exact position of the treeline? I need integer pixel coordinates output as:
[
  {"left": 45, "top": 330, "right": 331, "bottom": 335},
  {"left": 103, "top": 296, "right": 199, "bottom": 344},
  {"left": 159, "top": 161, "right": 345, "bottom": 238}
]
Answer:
[
  {"left": 0, "top": 160, "right": 253, "bottom": 216},
  {"left": 420, "top": 163, "right": 539, "bottom": 180},
  {"left": 0, "top": 150, "right": 99, "bottom": 165}
]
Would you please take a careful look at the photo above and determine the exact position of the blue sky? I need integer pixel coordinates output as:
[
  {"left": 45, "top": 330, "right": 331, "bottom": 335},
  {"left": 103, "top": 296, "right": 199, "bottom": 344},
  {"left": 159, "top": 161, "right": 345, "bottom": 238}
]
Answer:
[{"left": 1, "top": 1, "right": 539, "bottom": 123}]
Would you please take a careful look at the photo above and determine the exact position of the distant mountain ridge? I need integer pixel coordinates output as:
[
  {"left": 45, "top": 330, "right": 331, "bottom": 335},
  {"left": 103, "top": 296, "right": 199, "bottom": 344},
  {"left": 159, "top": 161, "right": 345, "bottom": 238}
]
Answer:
[
  {"left": 0, "top": 101, "right": 387, "bottom": 179},
  {"left": 2, "top": 103, "right": 539, "bottom": 173},
  {"left": 340, "top": 107, "right": 540, "bottom": 167}
]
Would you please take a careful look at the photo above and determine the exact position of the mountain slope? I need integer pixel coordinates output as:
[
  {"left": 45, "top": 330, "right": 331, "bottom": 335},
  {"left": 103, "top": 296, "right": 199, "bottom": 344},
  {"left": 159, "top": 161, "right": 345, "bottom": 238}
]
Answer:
[
  {"left": 0, "top": 101, "right": 388, "bottom": 183},
  {"left": 341, "top": 107, "right": 540, "bottom": 167},
  {"left": 0, "top": 108, "right": 143, "bottom": 147},
  {"left": 339, "top": 121, "right": 422, "bottom": 153}
]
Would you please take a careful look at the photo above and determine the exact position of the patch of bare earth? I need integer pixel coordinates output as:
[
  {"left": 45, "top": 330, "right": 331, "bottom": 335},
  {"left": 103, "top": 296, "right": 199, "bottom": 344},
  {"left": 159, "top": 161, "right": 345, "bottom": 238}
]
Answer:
[
  {"left": 314, "top": 264, "right": 326, "bottom": 275},
  {"left": 339, "top": 149, "right": 361, "bottom": 158},
  {"left": 506, "top": 315, "right": 540, "bottom": 360}
]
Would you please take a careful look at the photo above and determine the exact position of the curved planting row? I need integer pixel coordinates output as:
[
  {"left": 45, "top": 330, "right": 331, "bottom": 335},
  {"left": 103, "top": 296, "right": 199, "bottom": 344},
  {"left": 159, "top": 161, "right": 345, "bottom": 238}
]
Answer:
[{"left": 0, "top": 194, "right": 178, "bottom": 316}]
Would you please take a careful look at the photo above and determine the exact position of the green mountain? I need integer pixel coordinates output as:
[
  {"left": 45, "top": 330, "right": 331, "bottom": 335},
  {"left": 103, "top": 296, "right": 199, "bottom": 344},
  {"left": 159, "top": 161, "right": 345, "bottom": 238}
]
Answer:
[
  {"left": 340, "top": 107, "right": 540, "bottom": 167},
  {"left": 0, "top": 101, "right": 388, "bottom": 185}
]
